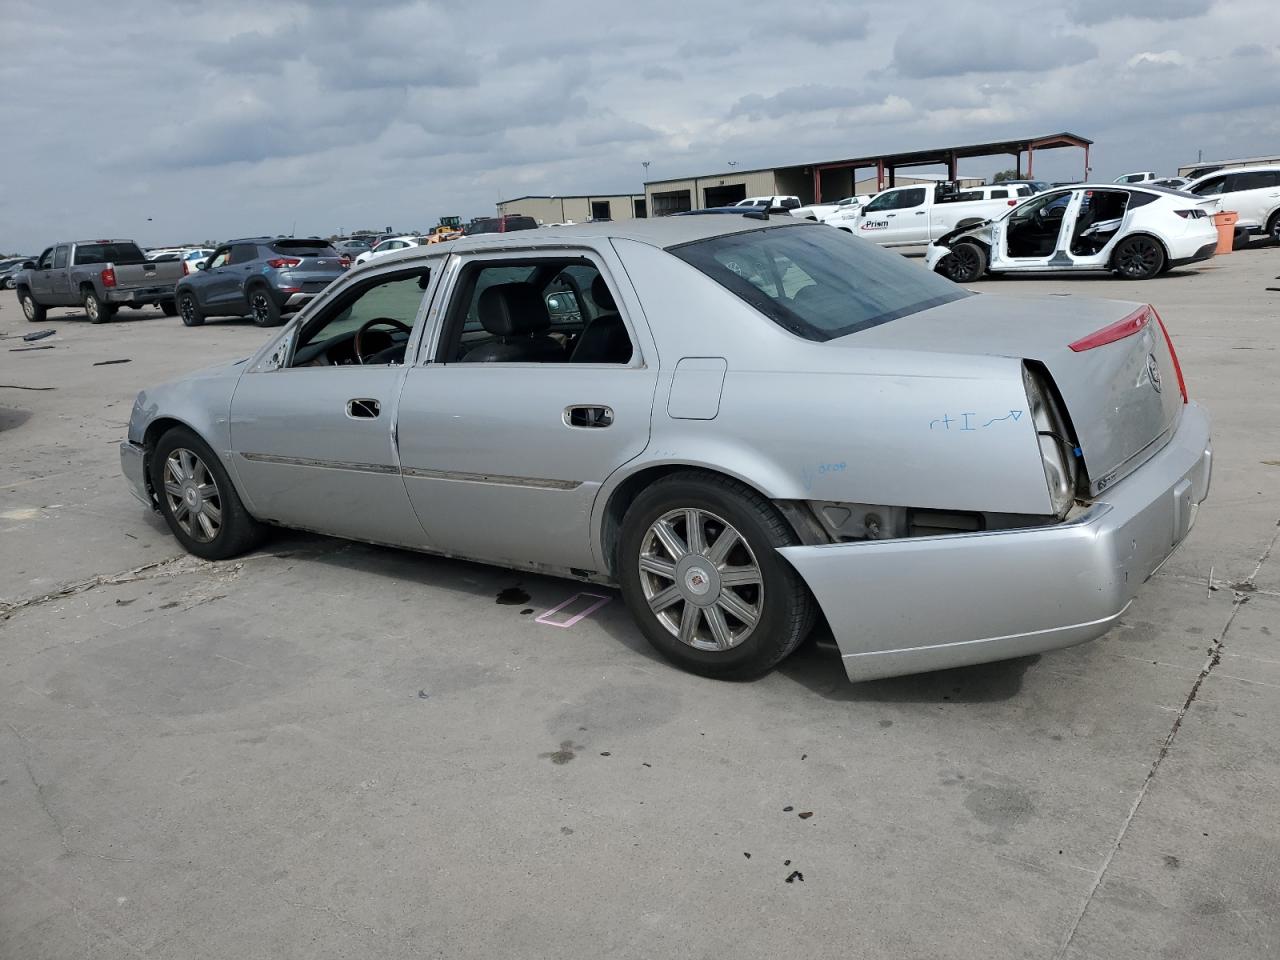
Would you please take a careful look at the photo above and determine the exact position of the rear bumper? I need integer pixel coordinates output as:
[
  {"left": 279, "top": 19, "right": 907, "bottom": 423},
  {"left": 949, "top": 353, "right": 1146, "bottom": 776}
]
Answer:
[
  {"left": 120, "top": 440, "right": 153, "bottom": 508},
  {"left": 107, "top": 285, "right": 177, "bottom": 305},
  {"left": 1169, "top": 240, "right": 1218, "bottom": 268},
  {"left": 779, "top": 402, "right": 1212, "bottom": 682},
  {"left": 282, "top": 292, "right": 314, "bottom": 310}
]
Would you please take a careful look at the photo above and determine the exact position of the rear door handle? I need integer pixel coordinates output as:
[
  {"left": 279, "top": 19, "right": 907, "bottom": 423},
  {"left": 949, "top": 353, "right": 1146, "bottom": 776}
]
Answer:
[
  {"left": 347, "top": 398, "right": 380, "bottom": 419},
  {"left": 565, "top": 405, "right": 613, "bottom": 428}
]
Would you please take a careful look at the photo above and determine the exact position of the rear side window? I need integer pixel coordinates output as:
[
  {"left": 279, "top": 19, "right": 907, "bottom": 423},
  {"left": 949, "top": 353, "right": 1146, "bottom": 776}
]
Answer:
[
  {"left": 73, "top": 242, "right": 146, "bottom": 265},
  {"left": 671, "top": 224, "right": 969, "bottom": 342},
  {"left": 1230, "top": 170, "right": 1280, "bottom": 191},
  {"left": 231, "top": 243, "right": 259, "bottom": 263},
  {"left": 53, "top": 246, "right": 69, "bottom": 268}
]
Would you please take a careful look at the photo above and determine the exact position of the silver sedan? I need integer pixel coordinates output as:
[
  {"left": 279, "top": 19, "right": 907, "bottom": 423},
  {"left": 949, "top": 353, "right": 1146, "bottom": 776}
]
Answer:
[{"left": 121, "top": 217, "right": 1212, "bottom": 682}]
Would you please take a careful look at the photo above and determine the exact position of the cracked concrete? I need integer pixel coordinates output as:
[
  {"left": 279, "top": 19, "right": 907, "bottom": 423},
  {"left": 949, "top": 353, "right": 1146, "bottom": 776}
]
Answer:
[{"left": 3, "top": 253, "right": 1280, "bottom": 960}]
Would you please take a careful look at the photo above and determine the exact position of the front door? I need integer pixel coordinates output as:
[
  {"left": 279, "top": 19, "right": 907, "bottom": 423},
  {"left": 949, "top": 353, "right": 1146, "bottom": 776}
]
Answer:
[
  {"left": 397, "top": 249, "right": 657, "bottom": 572},
  {"left": 228, "top": 263, "right": 439, "bottom": 547},
  {"left": 197, "top": 247, "right": 237, "bottom": 308},
  {"left": 857, "top": 186, "right": 928, "bottom": 245},
  {"left": 28, "top": 248, "right": 54, "bottom": 301},
  {"left": 990, "top": 190, "right": 1078, "bottom": 270}
]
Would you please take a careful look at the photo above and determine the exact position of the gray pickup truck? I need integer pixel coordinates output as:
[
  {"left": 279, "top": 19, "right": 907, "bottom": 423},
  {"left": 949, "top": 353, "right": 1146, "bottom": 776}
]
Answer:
[{"left": 14, "top": 240, "right": 184, "bottom": 323}]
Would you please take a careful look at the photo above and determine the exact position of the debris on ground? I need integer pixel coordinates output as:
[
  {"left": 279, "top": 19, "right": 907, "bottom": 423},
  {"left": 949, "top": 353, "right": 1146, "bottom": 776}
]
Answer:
[
  {"left": 785, "top": 871, "right": 804, "bottom": 883},
  {"left": 9, "top": 345, "right": 55, "bottom": 352},
  {"left": 93, "top": 358, "right": 131, "bottom": 366},
  {"left": 0, "top": 384, "right": 55, "bottom": 391},
  {"left": 798, "top": 811, "right": 814, "bottom": 819},
  {"left": 22, "top": 329, "right": 56, "bottom": 341}
]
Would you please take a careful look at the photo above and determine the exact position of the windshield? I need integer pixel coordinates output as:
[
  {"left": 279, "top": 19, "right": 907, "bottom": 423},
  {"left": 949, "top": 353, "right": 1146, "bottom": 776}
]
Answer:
[
  {"left": 73, "top": 242, "right": 146, "bottom": 266},
  {"left": 670, "top": 224, "right": 969, "bottom": 342}
]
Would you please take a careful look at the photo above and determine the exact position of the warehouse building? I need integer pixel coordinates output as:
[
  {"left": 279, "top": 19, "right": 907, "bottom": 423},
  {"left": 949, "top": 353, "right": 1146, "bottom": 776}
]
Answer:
[
  {"left": 644, "top": 132, "right": 1092, "bottom": 215},
  {"left": 1176, "top": 153, "right": 1280, "bottom": 177},
  {"left": 495, "top": 194, "right": 646, "bottom": 224}
]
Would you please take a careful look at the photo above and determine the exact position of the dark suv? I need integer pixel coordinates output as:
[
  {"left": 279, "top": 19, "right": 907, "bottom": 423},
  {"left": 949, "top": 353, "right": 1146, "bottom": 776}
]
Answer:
[
  {"left": 173, "top": 237, "right": 349, "bottom": 327},
  {"left": 463, "top": 215, "right": 539, "bottom": 236}
]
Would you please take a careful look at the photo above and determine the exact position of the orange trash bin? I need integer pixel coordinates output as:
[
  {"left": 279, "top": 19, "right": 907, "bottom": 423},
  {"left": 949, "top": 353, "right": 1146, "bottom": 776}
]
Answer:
[{"left": 1212, "top": 210, "right": 1239, "bottom": 255}]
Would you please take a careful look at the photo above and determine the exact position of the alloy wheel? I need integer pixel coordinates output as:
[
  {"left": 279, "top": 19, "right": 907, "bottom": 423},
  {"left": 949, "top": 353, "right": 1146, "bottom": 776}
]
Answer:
[
  {"left": 22, "top": 297, "right": 35, "bottom": 320},
  {"left": 85, "top": 296, "right": 99, "bottom": 321},
  {"left": 947, "top": 246, "right": 980, "bottom": 281},
  {"left": 180, "top": 296, "right": 197, "bottom": 324},
  {"left": 251, "top": 292, "right": 272, "bottom": 325},
  {"left": 1116, "top": 239, "right": 1159, "bottom": 278},
  {"left": 162, "top": 448, "right": 222, "bottom": 543},
  {"left": 638, "top": 508, "right": 763, "bottom": 652}
]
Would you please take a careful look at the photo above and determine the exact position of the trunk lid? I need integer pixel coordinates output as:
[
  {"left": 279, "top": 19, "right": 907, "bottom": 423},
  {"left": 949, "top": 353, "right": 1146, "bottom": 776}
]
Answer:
[{"left": 839, "top": 293, "right": 1184, "bottom": 495}]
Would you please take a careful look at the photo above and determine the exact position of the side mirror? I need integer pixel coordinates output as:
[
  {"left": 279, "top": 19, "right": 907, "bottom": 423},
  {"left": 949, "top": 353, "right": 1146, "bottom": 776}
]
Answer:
[
  {"left": 23, "top": 261, "right": 36, "bottom": 269},
  {"left": 196, "top": 261, "right": 207, "bottom": 270}
]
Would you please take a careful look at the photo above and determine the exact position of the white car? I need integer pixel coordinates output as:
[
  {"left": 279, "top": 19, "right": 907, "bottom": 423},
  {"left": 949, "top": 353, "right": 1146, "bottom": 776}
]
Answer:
[
  {"left": 1150, "top": 177, "right": 1191, "bottom": 190},
  {"left": 926, "top": 183, "right": 1219, "bottom": 282},
  {"left": 792, "top": 195, "right": 871, "bottom": 222},
  {"left": 733, "top": 195, "right": 801, "bottom": 210},
  {"left": 181, "top": 248, "right": 214, "bottom": 275},
  {"left": 1184, "top": 165, "right": 1280, "bottom": 242},
  {"left": 353, "top": 235, "right": 421, "bottom": 266},
  {"left": 1115, "top": 172, "right": 1157, "bottom": 184}
]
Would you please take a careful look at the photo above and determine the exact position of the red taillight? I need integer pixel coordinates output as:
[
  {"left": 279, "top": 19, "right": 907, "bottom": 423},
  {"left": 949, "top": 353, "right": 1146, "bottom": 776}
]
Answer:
[
  {"left": 1173, "top": 209, "right": 1204, "bottom": 219},
  {"left": 339, "top": 255, "right": 351, "bottom": 268},
  {"left": 1007, "top": 199, "right": 1017, "bottom": 206},
  {"left": 1068, "top": 305, "right": 1150, "bottom": 352},
  {"left": 1151, "top": 306, "right": 1188, "bottom": 403},
  {"left": 100, "top": 267, "right": 117, "bottom": 288},
  {"left": 182, "top": 260, "right": 190, "bottom": 276},
  {"left": 266, "top": 257, "right": 302, "bottom": 269}
]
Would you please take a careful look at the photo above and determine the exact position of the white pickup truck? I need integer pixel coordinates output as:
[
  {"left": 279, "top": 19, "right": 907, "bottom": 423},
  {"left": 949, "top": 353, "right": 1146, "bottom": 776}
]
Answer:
[{"left": 843, "top": 184, "right": 1024, "bottom": 247}]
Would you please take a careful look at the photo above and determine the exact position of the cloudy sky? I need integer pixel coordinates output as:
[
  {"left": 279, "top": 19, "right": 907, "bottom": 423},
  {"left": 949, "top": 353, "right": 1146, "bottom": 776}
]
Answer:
[{"left": 2, "top": 0, "right": 1276, "bottom": 251}]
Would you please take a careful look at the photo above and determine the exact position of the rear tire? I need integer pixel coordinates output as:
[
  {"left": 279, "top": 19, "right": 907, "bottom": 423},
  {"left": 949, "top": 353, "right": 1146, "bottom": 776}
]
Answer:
[
  {"left": 18, "top": 290, "right": 46, "bottom": 323},
  {"left": 149, "top": 426, "right": 266, "bottom": 561},
  {"left": 161, "top": 299, "right": 178, "bottom": 317},
  {"left": 617, "top": 471, "right": 816, "bottom": 680},
  {"left": 940, "top": 241, "right": 987, "bottom": 283},
  {"left": 248, "top": 287, "right": 283, "bottom": 327},
  {"left": 177, "top": 290, "right": 204, "bottom": 327},
  {"left": 1112, "top": 235, "right": 1165, "bottom": 280},
  {"left": 83, "top": 288, "right": 116, "bottom": 324}
]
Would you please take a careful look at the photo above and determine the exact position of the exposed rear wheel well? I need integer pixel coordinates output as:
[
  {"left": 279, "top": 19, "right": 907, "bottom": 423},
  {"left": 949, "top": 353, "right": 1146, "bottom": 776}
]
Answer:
[{"left": 600, "top": 465, "right": 798, "bottom": 578}]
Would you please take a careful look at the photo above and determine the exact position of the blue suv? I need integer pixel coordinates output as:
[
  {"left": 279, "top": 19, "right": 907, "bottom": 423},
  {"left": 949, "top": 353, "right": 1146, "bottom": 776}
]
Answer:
[{"left": 173, "top": 237, "right": 348, "bottom": 327}]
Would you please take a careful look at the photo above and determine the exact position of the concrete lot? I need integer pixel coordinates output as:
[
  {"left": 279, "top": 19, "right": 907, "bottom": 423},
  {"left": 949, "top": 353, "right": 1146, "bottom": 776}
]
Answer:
[{"left": 2, "top": 246, "right": 1278, "bottom": 959}]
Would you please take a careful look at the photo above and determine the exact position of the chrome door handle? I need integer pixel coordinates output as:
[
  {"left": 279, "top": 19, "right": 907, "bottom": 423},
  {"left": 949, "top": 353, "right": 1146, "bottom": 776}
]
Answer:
[
  {"left": 347, "top": 398, "right": 380, "bottom": 419},
  {"left": 915, "top": 211, "right": 926, "bottom": 215},
  {"left": 565, "top": 405, "right": 613, "bottom": 428}
]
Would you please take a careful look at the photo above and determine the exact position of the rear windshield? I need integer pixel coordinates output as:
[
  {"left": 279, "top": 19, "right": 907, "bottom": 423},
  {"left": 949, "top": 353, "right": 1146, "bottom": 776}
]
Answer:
[
  {"left": 670, "top": 224, "right": 969, "bottom": 341},
  {"left": 73, "top": 242, "right": 146, "bottom": 266},
  {"left": 271, "top": 239, "right": 335, "bottom": 255}
]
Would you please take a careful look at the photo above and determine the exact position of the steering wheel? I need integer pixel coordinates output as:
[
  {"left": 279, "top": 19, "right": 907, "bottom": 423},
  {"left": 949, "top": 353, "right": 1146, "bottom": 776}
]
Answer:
[{"left": 353, "top": 317, "right": 411, "bottom": 364}]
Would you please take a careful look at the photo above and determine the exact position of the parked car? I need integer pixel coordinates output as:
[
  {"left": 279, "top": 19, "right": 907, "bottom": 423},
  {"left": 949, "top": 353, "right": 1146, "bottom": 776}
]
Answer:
[
  {"left": 675, "top": 206, "right": 794, "bottom": 217},
  {"left": 14, "top": 240, "right": 184, "bottom": 323},
  {"left": 462, "top": 215, "right": 540, "bottom": 236},
  {"left": 148, "top": 251, "right": 182, "bottom": 262},
  {"left": 1115, "top": 172, "right": 1157, "bottom": 184},
  {"left": 172, "top": 237, "right": 348, "bottom": 328},
  {"left": 120, "top": 218, "right": 1211, "bottom": 684},
  {"left": 843, "top": 183, "right": 1020, "bottom": 245},
  {"left": 353, "top": 235, "right": 421, "bottom": 266},
  {"left": 791, "top": 195, "right": 871, "bottom": 222},
  {"left": 1150, "top": 177, "right": 1190, "bottom": 190},
  {"left": 335, "top": 239, "right": 372, "bottom": 258},
  {"left": 1184, "top": 165, "right": 1280, "bottom": 242},
  {"left": 995, "top": 179, "right": 1052, "bottom": 195},
  {"left": 181, "top": 248, "right": 215, "bottom": 274},
  {"left": 733, "top": 196, "right": 801, "bottom": 210},
  {"left": 926, "top": 184, "right": 1219, "bottom": 282},
  {"left": 0, "top": 257, "right": 32, "bottom": 289}
]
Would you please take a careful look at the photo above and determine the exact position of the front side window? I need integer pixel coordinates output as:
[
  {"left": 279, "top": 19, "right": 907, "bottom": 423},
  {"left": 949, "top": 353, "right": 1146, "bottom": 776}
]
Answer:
[
  {"left": 670, "top": 224, "right": 968, "bottom": 342},
  {"left": 439, "top": 257, "right": 633, "bottom": 364},
  {"left": 37, "top": 248, "right": 53, "bottom": 269},
  {"left": 291, "top": 268, "right": 432, "bottom": 368},
  {"left": 206, "top": 249, "right": 231, "bottom": 270}
]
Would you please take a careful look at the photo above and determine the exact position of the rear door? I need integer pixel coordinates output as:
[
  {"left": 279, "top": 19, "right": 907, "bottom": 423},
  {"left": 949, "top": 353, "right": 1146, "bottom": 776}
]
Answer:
[
  {"left": 49, "top": 245, "right": 72, "bottom": 303},
  {"left": 1223, "top": 170, "right": 1280, "bottom": 229},
  {"left": 396, "top": 246, "right": 658, "bottom": 572}
]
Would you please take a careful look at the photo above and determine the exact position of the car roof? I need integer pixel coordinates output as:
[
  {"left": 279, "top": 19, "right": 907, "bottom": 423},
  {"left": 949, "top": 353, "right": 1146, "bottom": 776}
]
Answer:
[
  {"left": 364, "top": 216, "right": 807, "bottom": 267},
  {"left": 1186, "top": 164, "right": 1280, "bottom": 181}
]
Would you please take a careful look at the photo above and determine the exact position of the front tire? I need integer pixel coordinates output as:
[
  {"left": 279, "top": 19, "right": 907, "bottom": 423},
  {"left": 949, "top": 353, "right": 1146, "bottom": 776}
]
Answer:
[
  {"left": 617, "top": 472, "right": 816, "bottom": 679},
  {"left": 248, "top": 287, "right": 283, "bottom": 327},
  {"left": 1267, "top": 211, "right": 1280, "bottom": 246},
  {"left": 149, "top": 426, "right": 266, "bottom": 561},
  {"left": 18, "top": 290, "right": 46, "bottom": 323},
  {"left": 1112, "top": 235, "right": 1165, "bottom": 280},
  {"left": 177, "top": 290, "right": 204, "bottom": 327},
  {"left": 83, "top": 289, "right": 116, "bottom": 324},
  {"left": 940, "top": 241, "right": 987, "bottom": 283}
]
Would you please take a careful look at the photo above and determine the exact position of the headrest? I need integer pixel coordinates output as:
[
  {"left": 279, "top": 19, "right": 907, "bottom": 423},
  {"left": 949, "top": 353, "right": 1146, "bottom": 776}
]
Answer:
[
  {"left": 591, "top": 274, "right": 617, "bottom": 312},
  {"left": 477, "top": 283, "right": 550, "bottom": 337}
]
